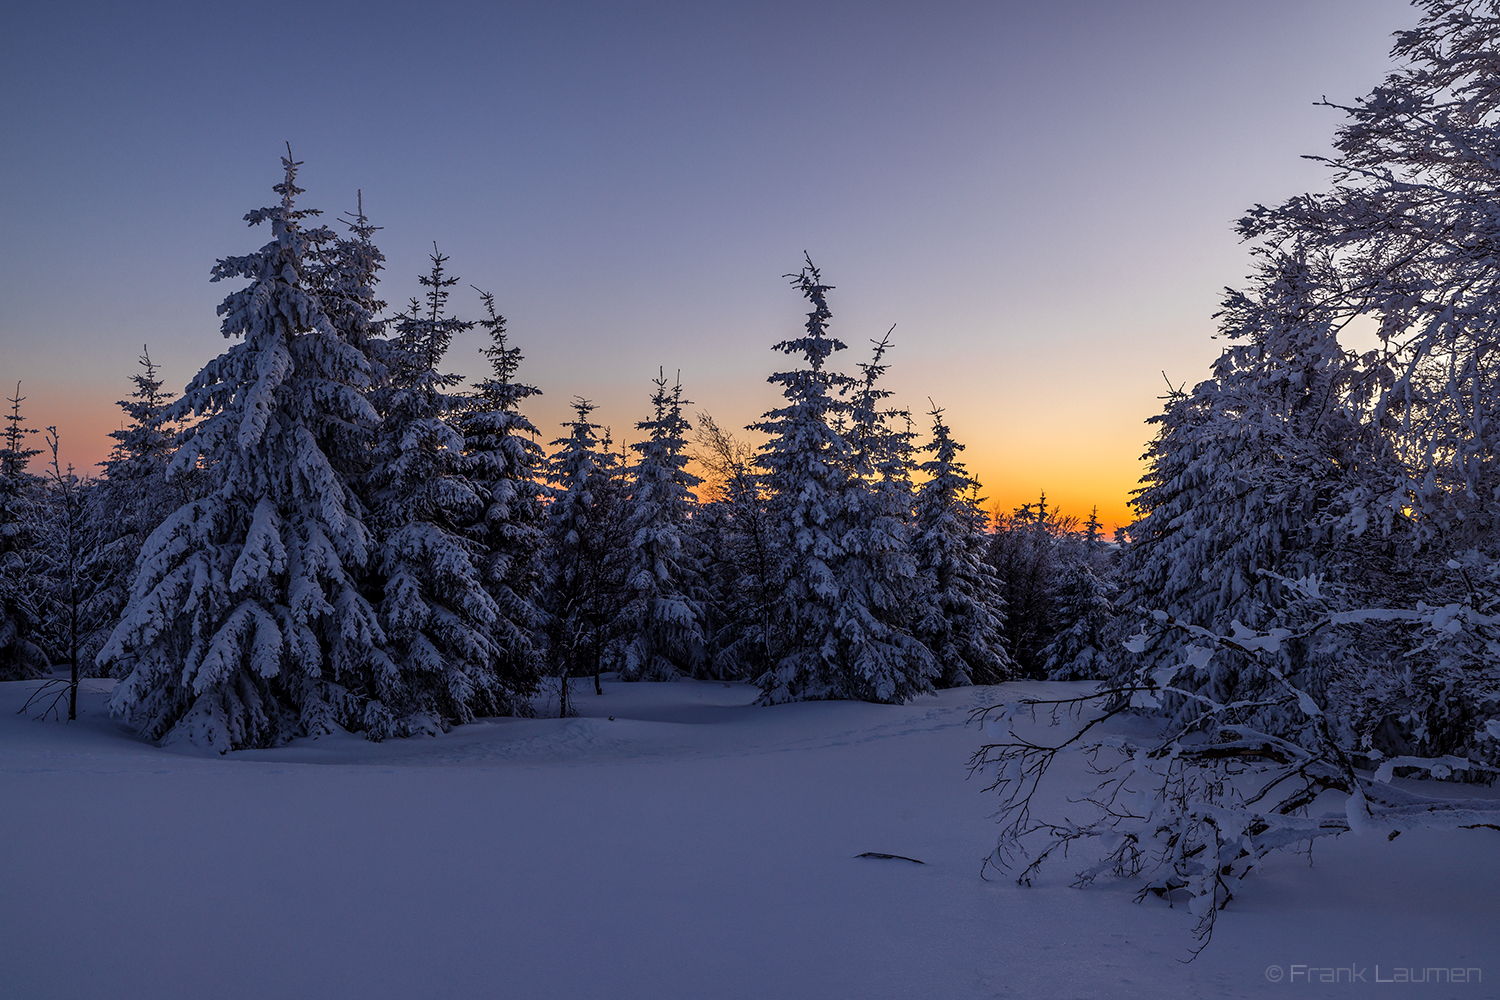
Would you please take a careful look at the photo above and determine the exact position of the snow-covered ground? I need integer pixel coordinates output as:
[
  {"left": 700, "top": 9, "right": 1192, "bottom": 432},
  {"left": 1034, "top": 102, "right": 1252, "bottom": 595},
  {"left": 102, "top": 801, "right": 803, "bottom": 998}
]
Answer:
[{"left": 1, "top": 676, "right": 1495, "bottom": 999}]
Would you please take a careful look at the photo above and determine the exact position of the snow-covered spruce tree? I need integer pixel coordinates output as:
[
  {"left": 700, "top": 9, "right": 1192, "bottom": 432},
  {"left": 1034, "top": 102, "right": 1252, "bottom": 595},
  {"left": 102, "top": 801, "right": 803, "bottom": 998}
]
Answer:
[
  {"left": 310, "top": 190, "right": 398, "bottom": 465},
  {"left": 749, "top": 260, "right": 850, "bottom": 701},
  {"left": 31, "top": 429, "right": 97, "bottom": 719},
  {"left": 311, "top": 191, "right": 387, "bottom": 362},
  {"left": 613, "top": 371, "right": 708, "bottom": 680},
  {"left": 1225, "top": 0, "right": 1500, "bottom": 762},
  {"left": 1240, "top": 0, "right": 1500, "bottom": 540},
  {"left": 539, "top": 398, "right": 628, "bottom": 714},
  {"left": 985, "top": 493, "right": 1074, "bottom": 677},
  {"left": 361, "top": 249, "right": 530, "bottom": 733},
  {"left": 1113, "top": 251, "right": 1375, "bottom": 727},
  {"left": 1078, "top": 506, "right": 1112, "bottom": 569},
  {"left": 0, "top": 382, "right": 46, "bottom": 680},
  {"left": 1039, "top": 507, "right": 1117, "bottom": 681},
  {"left": 752, "top": 257, "right": 935, "bottom": 704},
  {"left": 910, "top": 405, "right": 1010, "bottom": 686},
  {"left": 973, "top": 3, "right": 1500, "bottom": 944},
  {"left": 691, "top": 413, "right": 778, "bottom": 680},
  {"left": 834, "top": 330, "right": 938, "bottom": 693},
  {"left": 99, "top": 155, "right": 392, "bottom": 751},
  {"left": 82, "top": 349, "right": 200, "bottom": 673},
  {"left": 1041, "top": 559, "right": 1116, "bottom": 681},
  {"left": 460, "top": 288, "right": 545, "bottom": 699}
]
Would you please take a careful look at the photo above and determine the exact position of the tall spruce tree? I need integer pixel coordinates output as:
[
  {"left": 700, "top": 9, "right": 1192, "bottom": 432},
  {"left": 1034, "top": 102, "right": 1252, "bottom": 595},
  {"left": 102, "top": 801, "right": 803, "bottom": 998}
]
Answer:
[
  {"left": 83, "top": 349, "right": 195, "bottom": 672},
  {"left": 751, "top": 259, "right": 853, "bottom": 701},
  {"left": 1114, "top": 252, "right": 1371, "bottom": 724},
  {"left": 1039, "top": 506, "right": 1116, "bottom": 681},
  {"left": 835, "top": 330, "right": 937, "bottom": 698},
  {"left": 614, "top": 371, "right": 708, "bottom": 680},
  {"left": 33, "top": 429, "right": 96, "bottom": 718},
  {"left": 1041, "top": 562, "right": 1116, "bottom": 681},
  {"left": 362, "top": 251, "right": 529, "bottom": 733},
  {"left": 461, "top": 288, "right": 545, "bottom": 700},
  {"left": 752, "top": 258, "right": 935, "bottom": 704},
  {"left": 539, "top": 398, "right": 627, "bottom": 714},
  {"left": 692, "top": 413, "right": 778, "bottom": 680},
  {"left": 0, "top": 383, "right": 46, "bottom": 680},
  {"left": 313, "top": 191, "right": 387, "bottom": 361},
  {"left": 1216, "top": 0, "right": 1500, "bottom": 763},
  {"left": 910, "top": 405, "right": 1010, "bottom": 686},
  {"left": 100, "top": 154, "right": 391, "bottom": 751},
  {"left": 984, "top": 493, "right": 1072, "bottom": 677}
]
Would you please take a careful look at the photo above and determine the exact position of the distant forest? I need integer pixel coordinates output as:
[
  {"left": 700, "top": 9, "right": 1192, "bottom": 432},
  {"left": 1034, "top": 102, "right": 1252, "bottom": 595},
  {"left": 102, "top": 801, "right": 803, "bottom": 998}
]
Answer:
[{"left": 0, "top": 161, "right": 1121, "bottom": 751}]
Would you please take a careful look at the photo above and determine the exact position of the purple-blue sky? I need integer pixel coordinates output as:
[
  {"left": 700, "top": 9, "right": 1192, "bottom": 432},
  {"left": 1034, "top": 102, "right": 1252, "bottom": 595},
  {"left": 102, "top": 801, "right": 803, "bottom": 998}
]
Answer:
[{"left": 1, "top": 0, "right": 1416, "bottom": 527}]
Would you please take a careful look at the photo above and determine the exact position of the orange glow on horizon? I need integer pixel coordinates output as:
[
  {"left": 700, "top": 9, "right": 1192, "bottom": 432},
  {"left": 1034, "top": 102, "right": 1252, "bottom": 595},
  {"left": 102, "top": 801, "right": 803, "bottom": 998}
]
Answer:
[{"left": 31, "top": 375, "right": 1148, "bottom": 536}]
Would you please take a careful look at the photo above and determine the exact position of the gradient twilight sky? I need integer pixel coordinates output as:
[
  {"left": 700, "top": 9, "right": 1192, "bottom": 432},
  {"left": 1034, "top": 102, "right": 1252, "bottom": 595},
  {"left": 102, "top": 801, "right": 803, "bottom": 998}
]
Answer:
[{"left": 1, "top": 0, "right": 1416, "bottom": 528}]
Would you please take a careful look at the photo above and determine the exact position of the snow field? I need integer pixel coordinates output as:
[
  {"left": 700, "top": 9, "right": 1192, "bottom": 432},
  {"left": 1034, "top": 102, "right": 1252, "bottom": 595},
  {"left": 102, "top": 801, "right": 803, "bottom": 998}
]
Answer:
[{"left": 1, "top": 678, "right": 1495, "bottom": 999}]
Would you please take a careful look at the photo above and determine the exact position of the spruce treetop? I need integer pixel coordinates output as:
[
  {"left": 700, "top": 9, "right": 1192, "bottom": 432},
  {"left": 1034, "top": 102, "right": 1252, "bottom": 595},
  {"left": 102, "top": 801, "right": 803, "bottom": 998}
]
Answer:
[
  {"left": 392, "top": 247, "right": 472, "bottom": 392},
  {"left": 1, "top": 383, "right": 40, "bottom": 478}
]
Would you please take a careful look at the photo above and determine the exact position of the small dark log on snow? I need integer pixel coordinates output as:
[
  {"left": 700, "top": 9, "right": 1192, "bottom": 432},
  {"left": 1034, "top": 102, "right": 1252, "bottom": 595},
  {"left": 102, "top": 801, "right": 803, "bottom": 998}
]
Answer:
[{"left": 856, "top": 852, "right": 925, "bottom": 864}]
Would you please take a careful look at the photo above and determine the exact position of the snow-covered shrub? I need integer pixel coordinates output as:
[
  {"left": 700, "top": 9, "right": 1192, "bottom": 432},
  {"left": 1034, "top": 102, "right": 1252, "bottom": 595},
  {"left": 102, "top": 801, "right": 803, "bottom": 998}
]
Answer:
[{"left": 974, "top": 580, "right": 1500, "bottom": 948}]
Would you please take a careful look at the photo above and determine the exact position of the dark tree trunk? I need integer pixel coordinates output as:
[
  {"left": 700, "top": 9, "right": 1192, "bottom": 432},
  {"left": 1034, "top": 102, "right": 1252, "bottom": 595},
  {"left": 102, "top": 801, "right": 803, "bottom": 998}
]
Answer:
[{"left": 66, "top": 575, "right": 79, "bottom": 721}]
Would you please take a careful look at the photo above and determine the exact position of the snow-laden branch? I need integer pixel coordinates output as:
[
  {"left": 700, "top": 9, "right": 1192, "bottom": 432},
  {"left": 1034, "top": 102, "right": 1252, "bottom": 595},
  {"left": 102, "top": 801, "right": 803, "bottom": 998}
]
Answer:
[{"left": 971, "top": 593, "right": 1500, "bottom": 950}]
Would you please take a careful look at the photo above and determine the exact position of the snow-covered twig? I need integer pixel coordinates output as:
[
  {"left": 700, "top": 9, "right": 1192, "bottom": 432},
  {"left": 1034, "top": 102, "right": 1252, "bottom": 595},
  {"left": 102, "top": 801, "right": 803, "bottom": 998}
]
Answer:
[{"left": 972, "top": 605, "right": 1500, "bottom": 952}]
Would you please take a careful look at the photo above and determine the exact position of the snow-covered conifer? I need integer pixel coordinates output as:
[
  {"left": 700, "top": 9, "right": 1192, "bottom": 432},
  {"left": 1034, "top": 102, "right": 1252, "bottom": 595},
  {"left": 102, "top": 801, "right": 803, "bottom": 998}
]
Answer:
[
  {"left": 539, "top": 398, "right": 627, "bottom": 714},
  {"left": 1239, "top": 2, "right": 1500, "bottom": 547},
  {"left": 691, "top": 413, "right": 777, "bottom": 679},
  {"left": 752, "top": 258, "right": 934, "bottom": 704},
  {"left": 1096, "top": 0, "right": 1500, "bottom": 760},
  {"left": 1040, "top": 560, "right": 1115, "bottom": 681},
  {"left": 100, "top": 154, "right": 390, "bottom": 751},
  {"left": 985, "top": 493, "right": 1072, "bottom": 677},
  {"left": 832, "top": 330, "right": 937, "bottom": 698},
  {"left": 751, "top": 260, "right": 852, "bottom": 701},
  {"left": 312, "top": 191, "right": 387, "bottom": 360},
  {"left": 461, "top": 287, "right": 545, "bottom": 695},
  {"left": 1114, "top": 253, "right": 1370, "bottom": 722},
  {"left": 312, "top": 190, "right": 399, "bottom": 478},
  {"left": 1034, "top": 506, "right": 1115, "bottom": 681},
  {"left": 83, "top": 349, "right": 198, "bottom": 671},
  {"left": 910, "top": 405, "right": 1010, "bottom": 686},
  {"left": 0, "top": 383, "right": 46, "bottom": 680},
  {"left": 614, "top": 371, "right": 708, "bottom": 680},
  {"left": 363, "top": 250, "right": 530, "bottom": 732},
  {"left": 977, "top": 3, "right": 1500, "bottom": 939},
  {"left": 32, "top": 429, "right": 97, "bottom": 718},
  {"left": 1212, "top": 0, "right": 1500, "bottom": 759},
  {"left": 1, "top": 384, "right": 41, "bottom": 478}
]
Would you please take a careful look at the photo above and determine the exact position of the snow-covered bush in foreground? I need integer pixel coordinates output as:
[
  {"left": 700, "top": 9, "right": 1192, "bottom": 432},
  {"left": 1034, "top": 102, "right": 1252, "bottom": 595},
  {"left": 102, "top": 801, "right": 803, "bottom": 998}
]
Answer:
[{"left": 972, "top": 572, "right": 1500, "bottom": 949}]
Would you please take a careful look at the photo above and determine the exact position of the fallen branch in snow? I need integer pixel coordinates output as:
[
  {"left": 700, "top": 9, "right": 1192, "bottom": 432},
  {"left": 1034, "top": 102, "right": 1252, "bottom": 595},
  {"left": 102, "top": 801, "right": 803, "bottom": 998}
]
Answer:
[{"left": 970, "top": 608, "right": 1500, "bottom": 954}]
